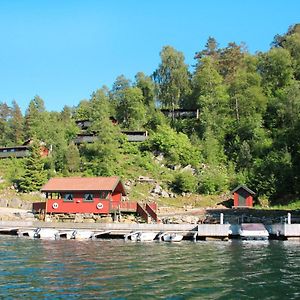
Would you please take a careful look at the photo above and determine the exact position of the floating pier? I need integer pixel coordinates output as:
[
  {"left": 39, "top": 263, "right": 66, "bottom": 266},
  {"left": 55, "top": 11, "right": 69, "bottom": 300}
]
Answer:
[{"left": 0, "top": 211, "right": 300, "bottom": 241}]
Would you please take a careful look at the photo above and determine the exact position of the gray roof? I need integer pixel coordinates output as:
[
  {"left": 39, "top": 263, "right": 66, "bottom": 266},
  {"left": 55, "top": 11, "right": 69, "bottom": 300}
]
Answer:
[{"left": 231, "top": 185, "right": 256, "bottom": 195}]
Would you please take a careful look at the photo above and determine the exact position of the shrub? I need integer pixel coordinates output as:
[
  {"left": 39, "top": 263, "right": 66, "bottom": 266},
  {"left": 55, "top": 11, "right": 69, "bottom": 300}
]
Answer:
[
  {"left": 172, "top": 171, "right": 198, "bottom": 193},
  {"left": 198, "top": 165, "right": 229, "bottom": 194}
]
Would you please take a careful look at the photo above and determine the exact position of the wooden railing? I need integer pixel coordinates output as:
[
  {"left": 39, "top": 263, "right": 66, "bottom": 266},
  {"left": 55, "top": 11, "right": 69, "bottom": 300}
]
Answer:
[
  {"left": 137, "top": 203, "right": 150, "bottom": 223},
  {"left": 110, "top": 201, "right": 137, "bottom": 212},
  {"left": 145, "top": 203, "right": 159, "bottom": 222}
]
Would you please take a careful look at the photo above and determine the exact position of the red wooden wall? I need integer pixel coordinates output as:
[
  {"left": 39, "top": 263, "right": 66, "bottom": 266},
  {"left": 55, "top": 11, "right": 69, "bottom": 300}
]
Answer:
[
  {"left": 233, "top": 193, "right": 253, "bottom": 207},
  {"left": 46, "top": 192, "right": 120, "bottom": 214}
]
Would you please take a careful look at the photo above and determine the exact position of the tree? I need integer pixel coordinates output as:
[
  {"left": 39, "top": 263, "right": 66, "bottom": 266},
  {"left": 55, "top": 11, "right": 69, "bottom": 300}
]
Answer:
[
  {"left": 111, "top": 75, "right": 131, "bottom": 93},
  {"left": 65, "top": 142, "right": 80, "bottom": 173},
  {"left": 272, "top": 24, "right": 300, "bottom": 80},
  {"left": 153, "top": 46, "right": 191, "bottom": 109},
  {"left": 74, "top": 100, "right": 92, "bottom": 120},
  {"left": 258, "top": 48, "right": 294, "bottom": 96},
  {"left": 218, "top": 42, "right": 246, "bottom": 83},
  {"left": 24, "top": 95, "right": 47, "bottom": 140},
  {"left": 190, "top": 56, "right": 229, "bottom": 140},
  {"left": 172, "top": 171, "right": 198, "bottom": 193},
  {"left": 143, "top": 124, "right": 201, "bottom": 167},
  {"left": 18, "top": 143, "right": 48, "bottom": 192},
  {"left": 135, "top": 72, "right": 156, "bottom": 107},
  {"left": 0, "top": 102, "right": 10, "bottom": 145},
  {"left": 115, "top": 87, "right": 146, "bottom": 130},
  {"left": 194, "top": 36, "right": 219, "bottom": 66},
  {"left": 80, "top": 88, "right": 124, "bottom": 176},
  {"left": 8, "top": 100, "right": 24, "bottom": 144}
]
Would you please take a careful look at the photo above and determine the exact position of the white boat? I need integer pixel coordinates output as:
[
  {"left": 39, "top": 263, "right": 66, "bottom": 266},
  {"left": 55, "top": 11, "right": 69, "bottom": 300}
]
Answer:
[
  {"left": 127, "top": 231, "right": 157, "bottom": 242},
  {"left": 162, "top": 233, "right": 183, "bottom": 242},
  {"left": 55, "top": 230, "right": 77, "bottom": 239},
  {"left": 73, "top": 230, "right": 93, "bottom": 240},
  {"left": 136, "top": 231, "right": 157, "bottom": 242},
  {"left": 35, "top": 228, "right": 59, "bottom": 240},
  {"left": 18, "top": 228, "right": 39, "bottom": 239},
  {"left": 239, "top": 223, "right": 269, "bottom": 240}
]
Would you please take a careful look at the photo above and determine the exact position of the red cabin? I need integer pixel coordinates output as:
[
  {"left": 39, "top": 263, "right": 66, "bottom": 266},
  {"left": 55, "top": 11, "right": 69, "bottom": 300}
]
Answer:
[
  {"left": 39, "top": 176, "right": 127, "bottom": 214},
  {"left": 231, "top": 185, "right": 255, "bottom": 208}
]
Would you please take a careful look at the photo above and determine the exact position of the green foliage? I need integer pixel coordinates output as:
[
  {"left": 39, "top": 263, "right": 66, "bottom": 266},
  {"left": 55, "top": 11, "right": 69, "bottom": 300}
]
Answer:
[
  {"left": 172, "top": 171, "right": 198, "bottom": 193},
  {"left": 135, "top": 72, "right": 156, "bottom": 107},
  {"left": 1, "top": 25, "right": 300, "bottom": 206},
  {"left": 248, "top": 150, "right": 293, "bottom": 201},
  {"left": 18, "top": 143, "right": 48, "bottom": 192},
  {"left": 153, "top": 45, "right": 191, "bottom": 108},
  {"left": 65, "top": 143, "right": 80, "bottom": 173},
  {"left": 198, "top": 165, "right": 229, "bottom": 194},
  {"left": 143, "top": 125, "right": 201, "bottom": 167},
  {"left": 258, "top": 48, "right": 294, "bottom": 96},
  {"left": 115, "top": 87, "right": 146, "bottom": 130},
  {"left": 0, "top": 158, "right": 25, "bottom": 187}
]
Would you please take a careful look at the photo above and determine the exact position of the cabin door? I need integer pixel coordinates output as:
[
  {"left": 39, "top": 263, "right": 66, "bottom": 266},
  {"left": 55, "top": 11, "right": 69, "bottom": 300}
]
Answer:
[{"left": 238, "top": 193, "right": 247, "bottom": 206}]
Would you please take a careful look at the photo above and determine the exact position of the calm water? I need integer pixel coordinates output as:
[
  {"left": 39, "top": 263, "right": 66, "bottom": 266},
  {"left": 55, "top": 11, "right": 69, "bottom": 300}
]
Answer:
[{"left": 0, "top": 236, "right": 299, "bottom": 299}]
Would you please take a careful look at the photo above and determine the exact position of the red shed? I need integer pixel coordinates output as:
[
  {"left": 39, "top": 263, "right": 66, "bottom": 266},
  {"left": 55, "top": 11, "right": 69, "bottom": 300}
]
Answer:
[
  {"left": 231, "top": 185, "right": 255, "bottom": 208},
  {"left": 40, "top": 176, "right": 126, "bottom": 214}
]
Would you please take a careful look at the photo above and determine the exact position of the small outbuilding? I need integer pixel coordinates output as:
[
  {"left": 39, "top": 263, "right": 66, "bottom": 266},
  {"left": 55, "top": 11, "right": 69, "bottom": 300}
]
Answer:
[{"left": 231, "top": 185, "right": 255, "bottom": 208}]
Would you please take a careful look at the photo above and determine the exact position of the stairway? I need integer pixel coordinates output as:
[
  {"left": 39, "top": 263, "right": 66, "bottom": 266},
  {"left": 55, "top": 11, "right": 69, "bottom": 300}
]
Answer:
[{"left": 136, "top": 202, "right": 160, "bottom": 223}]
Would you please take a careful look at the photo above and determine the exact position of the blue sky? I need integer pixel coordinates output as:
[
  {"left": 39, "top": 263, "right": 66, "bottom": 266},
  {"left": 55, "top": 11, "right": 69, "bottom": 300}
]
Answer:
[{"left": 1, "top": 0, "right": 299, "bottom": 113}]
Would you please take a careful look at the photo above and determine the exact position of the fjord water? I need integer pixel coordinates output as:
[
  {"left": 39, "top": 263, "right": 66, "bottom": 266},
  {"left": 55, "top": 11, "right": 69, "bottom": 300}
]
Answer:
[{"left": 0, "top": 236, "right": 299, "bottom": 299}]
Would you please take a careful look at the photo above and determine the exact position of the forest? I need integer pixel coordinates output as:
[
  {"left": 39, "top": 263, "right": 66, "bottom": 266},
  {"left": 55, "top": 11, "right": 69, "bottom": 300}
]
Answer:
[{"left": 1, "top": 24, "right": 300, "bottom": 206}]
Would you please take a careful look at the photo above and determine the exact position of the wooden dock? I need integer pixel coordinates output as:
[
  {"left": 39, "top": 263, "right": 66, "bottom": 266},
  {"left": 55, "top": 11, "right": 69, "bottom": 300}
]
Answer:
[{"left": 1, "top": 220, "right": 299, "bottom": 241}]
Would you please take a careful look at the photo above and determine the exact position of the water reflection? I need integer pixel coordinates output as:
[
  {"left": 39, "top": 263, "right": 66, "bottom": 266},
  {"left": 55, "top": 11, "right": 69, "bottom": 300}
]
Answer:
[{"left": 0, "top": 236, "right": 299, "bottom": 299}]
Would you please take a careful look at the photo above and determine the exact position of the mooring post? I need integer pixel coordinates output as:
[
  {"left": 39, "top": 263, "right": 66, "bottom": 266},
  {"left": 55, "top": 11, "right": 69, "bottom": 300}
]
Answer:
[
  {"left": 287, "top": 213, "right": 291, "bottom": 225},
  {"left": 220, "top": 213, "right": 224, "bottom": 225},
  {"left": 193, "top": 232, "right": 197, "bottom": 242}
]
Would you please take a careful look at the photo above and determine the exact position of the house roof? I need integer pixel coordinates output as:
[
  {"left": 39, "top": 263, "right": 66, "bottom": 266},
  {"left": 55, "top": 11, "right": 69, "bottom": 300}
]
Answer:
[
  {"left": 231, "top": 185, "right": 256, "bottom": 195},
  {"left": 41, "top": 176, "right": 126, "bottom": 195}
]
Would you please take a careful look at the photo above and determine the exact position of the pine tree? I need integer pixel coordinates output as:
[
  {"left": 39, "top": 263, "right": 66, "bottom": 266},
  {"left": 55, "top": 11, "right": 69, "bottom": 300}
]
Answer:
[{"left": 18, "top": 143, "right": 48, "bottom": 192}]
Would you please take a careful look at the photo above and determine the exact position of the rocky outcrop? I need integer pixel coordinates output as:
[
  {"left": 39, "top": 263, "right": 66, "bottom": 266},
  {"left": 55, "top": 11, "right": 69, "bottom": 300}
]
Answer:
[
  {"left": 0, "top": 198, "right": 33, "bottom": 210},
  {"left": 0, "top": 207, "right": 35, "bottom": 221}
]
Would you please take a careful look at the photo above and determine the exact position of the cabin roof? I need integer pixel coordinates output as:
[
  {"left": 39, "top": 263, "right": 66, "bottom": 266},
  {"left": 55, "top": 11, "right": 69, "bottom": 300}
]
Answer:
[
  {"left": 0, "top": 145, "right": 29, "bottom": 151},
  {"left": 231, "top": 185, "right": 256, "bottom": 195},
  {"left": 41, "top": 176, "right": 126, "bottom": 195}
]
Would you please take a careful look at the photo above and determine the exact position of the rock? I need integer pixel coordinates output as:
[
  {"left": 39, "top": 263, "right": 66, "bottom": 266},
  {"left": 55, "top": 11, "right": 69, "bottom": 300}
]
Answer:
[
  {"left": 74, "top": 214, "right": 84, "bottom": 223},
  {"left": 152, "top": 184, "right": 162, "bottom": 194},
  {"left": 183, "top": 215, "right": 199, "bottom": 224},
  {"left": 9, "top": 198, "right": 23, "bottom": 209},
  {"left": 150, "top": 193, "right": 159, "bottom": 198},
  {"left": 0, "top": 199, "right": 8, "bottom": 207},
  {"left": 154, "top": 152, "right": 164, "bottom": 162},
  {"left": 138, "top": 176, "right": 156, "bottom": 183},
  {"left": 120, "top": 218, "right": 137, "bottom": 224},
  {"left": 20, "top": 202, "right": 32, "bottom": 210},
  {"left": 83, "top": 213, "right": 94, "bottom": 219},
  {"left": 161, "top": 190, "right": 170, "bottom": 198},
  {"left": 182, "top": 164, "right": 196, "bottom": 174},
  {"left": 84, "top": 219, "right": 95, "bottom": 223},
  {"left": 97, "top": 216, "right": 113, "bottom": 223}
]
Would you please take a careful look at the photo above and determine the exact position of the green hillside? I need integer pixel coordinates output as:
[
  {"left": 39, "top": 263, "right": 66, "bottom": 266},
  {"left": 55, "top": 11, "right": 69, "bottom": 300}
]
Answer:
[{"left": 1, "top": 24, "right": 300, "bottom": 208}]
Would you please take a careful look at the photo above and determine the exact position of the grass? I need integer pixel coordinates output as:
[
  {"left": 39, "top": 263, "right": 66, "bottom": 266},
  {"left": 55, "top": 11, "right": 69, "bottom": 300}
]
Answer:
[
  {"left": 0, "top": 188, "right": 44, "bottom": 203},
  {"left": 261, "top": 199, "right": 300, "bottom": 210}
]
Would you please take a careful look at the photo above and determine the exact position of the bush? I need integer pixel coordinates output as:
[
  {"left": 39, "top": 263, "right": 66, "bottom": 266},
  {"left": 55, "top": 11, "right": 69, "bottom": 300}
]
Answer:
[
  {"left": 143, "top": 125, "right": 201, "bottom": 167},
  {"left": 172, "top": 171, "right": 198, "bottom": 193},
  {"left": 198, "top": 165, "right": 229, "bottom": 194}
]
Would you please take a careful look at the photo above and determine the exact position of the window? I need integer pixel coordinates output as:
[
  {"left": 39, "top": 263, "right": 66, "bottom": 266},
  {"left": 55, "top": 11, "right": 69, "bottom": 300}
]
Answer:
[
  {"left": 100, "top": 191, "right": 109, "bottom": 199},
  {"left": 84, "top": 193, "right": 94, "bottom": 202},
  {"left": 64, "top": 194, "right": 74, "bottom": 202}
]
